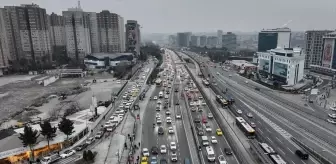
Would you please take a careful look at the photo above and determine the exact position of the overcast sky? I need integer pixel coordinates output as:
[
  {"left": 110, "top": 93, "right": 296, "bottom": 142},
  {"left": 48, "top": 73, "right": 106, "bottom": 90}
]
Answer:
[{"left": 2, "top": 0, "right": 336, "bottom": 33}]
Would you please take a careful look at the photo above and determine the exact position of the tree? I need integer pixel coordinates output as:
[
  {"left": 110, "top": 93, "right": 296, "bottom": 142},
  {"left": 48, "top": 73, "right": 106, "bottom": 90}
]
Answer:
[
  {"left": 40, "top": 120, "right": 57, "bottom": 151},
  {"left": 83, "top": 150, "right": 88, "bottom": 161},
  {"left": 18, "top": 125, "right": 40, "bottom": 161},
  {"left": 87, "top": 150, "right": 94, "bottom": 161},
  {"left": 58, "top": 117, "right": 75, "bottom": 141}
]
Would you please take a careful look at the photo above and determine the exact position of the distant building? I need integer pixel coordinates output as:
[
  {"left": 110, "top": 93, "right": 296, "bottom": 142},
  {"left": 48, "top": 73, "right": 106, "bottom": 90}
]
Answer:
[
  {"left": 200, "top": 35, "right": 207, "bottom": 47},
  {"left": 304, "top": 30, "right": 332, "bottom": 68},
  {"left": 217, "top": 30, "right": 223, "bottom": 48},
  {"left": 63, "top": 7, "right": 92, "bottom": 63},
  {"left": 258, "top": 27, "right": 291, "bottom": 52},
  {"left": 177, "top": 32, "right": 189, "bottom": 47},
  {"left": 125, "top": 20, "right": 141, "bottom": 56},
  {"left": 48, "top": 13, "right": 66, "bottom": 61},
  {"left": 222, "top": 32, "right": 237, "bottom": 51},
  {"left": 257, "top": 47, "right": 305, "bottom": 86},
  {"left": 206, "top": 36, "right": 218, "bottom": 48},
  {"left": 0, "top": 8, "right": 10, "bottom": 75},
  {"left": 190, "top": 35, "right": 200, "bottom": 47},
  {"left": 0, "top": 4, "right": 52, "bottom": 68},
  {"left": 168, "top": 35, "right": 176, "bottom": 46}
]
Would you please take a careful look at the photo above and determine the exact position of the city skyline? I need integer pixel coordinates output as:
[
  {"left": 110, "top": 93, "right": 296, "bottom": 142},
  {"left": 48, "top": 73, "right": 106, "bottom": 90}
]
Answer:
[{"left": 2, "top": 0, "right": 336, "bottom": 33}]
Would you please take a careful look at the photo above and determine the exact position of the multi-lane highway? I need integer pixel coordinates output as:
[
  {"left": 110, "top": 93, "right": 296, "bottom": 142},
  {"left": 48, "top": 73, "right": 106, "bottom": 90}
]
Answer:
[
  {"left": 186, "top": 51, "right": 336, "bottom": 163},
  {"left": 141, "top": 50, "right": 192, "bottom": 163}
]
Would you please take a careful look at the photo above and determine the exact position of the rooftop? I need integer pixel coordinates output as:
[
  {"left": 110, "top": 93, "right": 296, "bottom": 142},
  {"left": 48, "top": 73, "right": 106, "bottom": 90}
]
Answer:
[{"left": 260, "top": 27, "right": 291, "bottom": 32}]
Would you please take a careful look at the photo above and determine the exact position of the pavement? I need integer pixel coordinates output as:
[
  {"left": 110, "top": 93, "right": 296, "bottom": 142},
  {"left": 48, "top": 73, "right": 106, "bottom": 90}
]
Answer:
[{"left": 185, "top": 51, "right": 335, "bottom": 163}]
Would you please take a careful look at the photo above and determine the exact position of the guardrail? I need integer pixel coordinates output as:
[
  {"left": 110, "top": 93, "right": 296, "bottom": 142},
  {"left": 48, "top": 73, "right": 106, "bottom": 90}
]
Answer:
[{"left": 291, "top": 137, "right": 333, "bottom": 164}]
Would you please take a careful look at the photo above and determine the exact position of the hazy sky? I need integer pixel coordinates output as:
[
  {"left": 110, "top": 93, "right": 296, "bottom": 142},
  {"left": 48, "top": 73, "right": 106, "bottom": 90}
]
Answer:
[{"left": 2, "top": 0, "right": 336, "bottom": 33}]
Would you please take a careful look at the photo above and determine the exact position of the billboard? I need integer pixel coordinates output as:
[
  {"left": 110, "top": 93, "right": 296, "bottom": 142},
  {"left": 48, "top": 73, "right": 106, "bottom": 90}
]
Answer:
[
  {"left": 273, "top": 62, "right": 288, "bottom": 77},
  {"left": 259, "top": 59, "right": 270, "bottom": 72},
  {"left": 322, "top": 39, "right": 334, "bottom": 68}
]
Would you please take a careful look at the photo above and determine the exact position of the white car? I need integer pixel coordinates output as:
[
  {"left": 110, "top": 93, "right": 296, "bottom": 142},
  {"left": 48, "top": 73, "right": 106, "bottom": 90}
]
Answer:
[
  {"left": 207, "top": 113, "right": 213, "bottom": 119},
  {"left": 154, "top": 96, "right": 158, "bottom": 100},
  {"left": 191, "top": 107, "right": 196, "bottom": 112},
  {"left": 157, "top": 100, "right": 162, "bottom": 104},
  {"left": 190, "top": 102, "right": 195, "bottom": 106},
  {"left": 60, "top": 150, "right": 76, "bottom": 158},
  {"left": 142, "top": 148, "right": 150, "bottom": 156},
  {"left": 328, "top": 114, "right": 336, "bottom": 119},
  {"left": 211, "top": 136, "right": 218, "bottom": 144},
  {"left": 201, "top": 101, "right": 206, "bottom": 106},
  {"left": 237, "top": 110, "right": 243, "bottom": 114},
  {"left": 156, "top": 105, "right": 161, "bottom": 111},
  {"left": 184, "top": 88, "right": 189, "bottom": 91},
  {"left": 156, "top": 118, "right": 162, "bottom": 124},
  {"left": 168, "top": 127, "right": 174, "bottom": 134},
  {"left": 104, "top": 121, "right": 111, "bottom": 128},
  {"left": 160, "top": 145, "right": 167, "bottom": 154},
  {"left": 176, "top": 114, "right": 181, "bottom": 119},
  {"left": 205, "top": 125, "right": 212, "bottom": 132},
  {"left": 165, "top": 95, "right": 169, "bottom": 99},
  {"left": 171, "top": 151, "right": 178, "bottom": 162},
  {"left": 156, "top": 113, "right": 161, "bottom": 118},
  {"left": 327, "top": 119, "right": 336, "bottom": 124},
  {"left": 218, "top": 155, "right": 227, "bottom": 164},
  {"left": 86, "top": 137, "right": 95, "bottom": 145},
  {"left": 166, "top": 117, "right": 172, "bottom": 124},
  {"left": 170, "top": 142, "right": 177, "bottom": 150}
]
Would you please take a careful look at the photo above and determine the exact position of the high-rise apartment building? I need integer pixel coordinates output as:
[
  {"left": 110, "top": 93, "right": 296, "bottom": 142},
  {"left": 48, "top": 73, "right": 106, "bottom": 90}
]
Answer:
[
  {"left": 206, "top": 36, "right": 218, "bottom": 48},
  {"left": 200, "top": 35, "right": 207, "bottom": 47},
  {"left": 63, "top": 7, "right": 91, "bottom": 63},
  {"left": 304, "top": 30, "right": 332, "bottom": 68},
  {"left": 217, "top": 30, "right": 223, "bottom": 48},
  {"left": 190, "top": 35, "right": 200, "bottom": 47},
  {"left": 0, "top": 4, "right": 52, "bottom": 68},
  {"left": 177, "top": 32, "right": 189, "bottom": 47},
  {"left": 222, "top": 32, "right": 237, "bottom": 51},
  {"left": 0, "top": 9, "right": 10, "bottom": 75},
  {"left": 125, "top": 20, "right": 141, "bottom": 55},
  {"left": 48, "top": 13, "right": 66, "bottom": 61},
  {"left": 258, "top": 27, "right": 291, "bottom": 52}
]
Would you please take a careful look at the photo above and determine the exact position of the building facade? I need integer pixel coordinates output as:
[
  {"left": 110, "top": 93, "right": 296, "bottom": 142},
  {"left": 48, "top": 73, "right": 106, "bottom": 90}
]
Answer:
[
  {"left": 258, "top": 27, "right": 291, "bottom": 52},
  {"left": 177, "top": 32, "right": 189, "bottom": 47},
  {"left": 1, "top": 4, "right": 52, "bottom": 68},
  {"left": 63, "top": 7, "right": 91, "bottom": 63},
  {"left": 0, "top": 9, "right": 10, "bottom": 75},
  {"left": 206, "top": 36, "right": 218, "bottom": 48},
  {"left": 125, "top": 20, "right": 140, "bottom": 56},
  {"left": 222, "top": 32, "right": 237, "bottom": 51},
  {"left": 168, "top": 35, "right": 176, "bottom": 47},
  {"left": 190, "top": 35, "right": 200, "bottom": 47},
  {"left": 257, "top": 47, "right": 305, "bottom": 86},
  {"left": 304, "top": 30, "right": 332, "bottom": 68},
  {"left": 200, "top": 35, "right": 207, "bottom": 47},
  {"left": 48, "top": 13, "right": 66, "bottom": 61},
  {"left": 217, "top": 30, "right": 223, "bottom": 48}
]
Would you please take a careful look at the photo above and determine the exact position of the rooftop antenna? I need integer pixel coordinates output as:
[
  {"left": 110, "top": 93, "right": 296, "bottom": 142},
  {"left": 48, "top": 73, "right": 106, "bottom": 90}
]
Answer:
[
  {"left": 281, "top": 20, "right": 292, "bottom": 28},
  {"left": 78, "top": 0, "right": 81, "bottom": 9}
]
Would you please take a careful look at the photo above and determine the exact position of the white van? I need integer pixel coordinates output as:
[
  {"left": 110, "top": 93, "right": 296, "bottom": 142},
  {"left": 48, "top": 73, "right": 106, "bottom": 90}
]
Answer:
[
  {"left": 41, "top": 154, "right": 61, "bottom": 164},
  {"left": 159, "top": 91, "right": 164, "bottom": 98},
  {"left": 201, "top": 136, "right": 209, "bottom": 146},
  {"left": 205, "top": 146, "right": 216, "bottom": 162}
]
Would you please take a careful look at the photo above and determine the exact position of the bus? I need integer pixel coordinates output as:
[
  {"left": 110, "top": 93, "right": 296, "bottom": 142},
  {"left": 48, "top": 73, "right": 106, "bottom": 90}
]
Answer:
[
  {"left": 202, "top": 79, "right": 210, "bottom": 87},
  {"left": 215, "top": 95, "right": 228, "bottom": 107},
  {"left": 155, "top": 79, "right": 162, "bottom": 86},
  {"left": 269, "top": 154, "right": 287, "bottom": 164},
  {"left": 205, "top": 146, "right": 215, "bottom": 162},
  {"left": 259, "top": 143, "right": 276, "bottom": 154},
  {"left": 235, "top": 117, "right": 255, "bottom": 138}
]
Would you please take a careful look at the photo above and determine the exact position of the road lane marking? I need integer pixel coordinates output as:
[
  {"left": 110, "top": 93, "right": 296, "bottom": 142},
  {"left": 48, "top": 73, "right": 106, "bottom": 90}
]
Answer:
[
  {"left": 291, "top": 160, "right": 296, "bottom": 164},
  {"left": 278, "top": 148, "right": 286, "bottom": 155},
  {"left": 301, "top": 160, "right": 307, "bottom": 164},
  {"left": 276, "top": 137, "right": 283, "bottom": 144},
  {"left": 258, "top": 128, "right": 263, "bottom": 134},
  {"left": 267, "top": 137, "right": 273, "bottom": 143},
  {"left": 287, "top": 147, "right": 294, "bottom": 153}
]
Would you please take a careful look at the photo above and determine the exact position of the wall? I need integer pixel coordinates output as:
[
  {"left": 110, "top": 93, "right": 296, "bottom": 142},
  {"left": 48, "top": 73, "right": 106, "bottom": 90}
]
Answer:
[
  {"left": 277, "top": 31, "right": 291, "bottom": 48},
  {"left": 43, "top": 76, "right": 59, "bottom": 86}
]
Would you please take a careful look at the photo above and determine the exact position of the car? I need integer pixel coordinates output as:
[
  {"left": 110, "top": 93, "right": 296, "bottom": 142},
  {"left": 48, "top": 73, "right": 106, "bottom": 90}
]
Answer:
[
  {"left": 197, "top": 129, "right": 204, "bottom": 136},
  {"left": 157, "top": 100, "right": 162, "bottom": 104},
  {"left": 327, "top": 119, "right": 336, "bottom": 124},
  {"left": 154, "top": 96, "right": 158, "bottom": 100},
  {"left": 104, "top": 121, "right": 112, "bottom": 128},
  {"left": 198, "top": 107, "right": 203, "bottom": 112},
  {"left": 166, "top": 111, "right": 171, "bottom": 115},
  {"left": 86, "top": 137, "right": 95, "bottom": 144},
  {"left": 237, "top": 110, "right": 243, "bottom": 114},
  {"left": 184, "top": 88, "right": 189, "bottom": 91},
  {"left": 201, "top": 101, "right": 206, "bottom": 106},
  {"left": 229, "top": 74, "right": 232, "bottom": 77},
  {"left": 170, "top": 142, "right": 177, "bottom": 150},
  {"left": 151, "top": 146, "right": 159, "bottom": 155},
  {"left": 247, "top": 113, "right": 253, "bottom": 118},
  {"left": 60, "top": 150, "right": 76, "bottom": 158},
  {"left": 156, "top": 118, "right": 162, "bottom": 124},
  {"left": 165, "top": 95, "right": 169, "bottom": 99},
  {"left": 224, "top": 148, "right": 232, "bottom": 155},
  {"left": 176, "top": 114, "right": 181, "bottom": 119},
  {"left": 205, "top": 125, "right": 212, "bottom": 132},
  {"left": 190, "top": 107, "right": 196, "bottom": 112},
  {"left": 75, "top": 144, "right": 88, "bottom": 151},
  {"left": 166, "top": 117, "right": 172, "bottom": 124},
  {"left": 160, "top": 145, "right": 167, "bottom": 154},
  {"left": 171, "top": 151, "right": 178, "bottom": 162},
  {"left": 216, "top": 129, "right": 223, "bottom": 136},
  {"left": 150, "top": 157, "right": 158, "bottom": 164},
  {"left": 158, "top": 127, "right": 164, "bottom": 135},
  {"left": 211, "top": 136, "right": 218, "bottom": 144},
  {"left": 208, "top": 113, "right": 213, "bottom": 119},
  {"left": 156, "top": 113, "right": 161, "bottom": 118},
  {"left": 328, "top": 114, "right": 336, "bottom": 119},
  {"left": 160, "top": 158, "right": 168, "bottom": 164},
  {"left": 175, "top": 89, "right": 178, "bottom": 92},
  {"left": 168, "top": 127, "right": 174, "bottom": 134},
  {"left": 141, "top": 157, "right": 149, "bottom": 164},
  {"left": 176, "top": 101, "right": 180, "bottom": 105},
  {"left": 156, "top": 105, "right": 161, "bottom": 111},
  {"left": 194, "top": 118, "right": 201, "bottom": 123},
  {"left": 218, "top": 155, "right": 227, "bottom": 164},
  {"left": 142, "top": 148, "right": 150, "bottom": 156},
  {"left": 250, "top": 122, "right": 256, "bottom": 128}
]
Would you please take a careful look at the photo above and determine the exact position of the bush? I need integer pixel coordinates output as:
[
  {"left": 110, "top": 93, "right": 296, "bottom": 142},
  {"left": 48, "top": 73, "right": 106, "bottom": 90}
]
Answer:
[
  {"left": 83, "top": 150, "right": 87, "bottom": 161},
  {"left": 87, "top": 150, "right": 94, "bottom": 161}
]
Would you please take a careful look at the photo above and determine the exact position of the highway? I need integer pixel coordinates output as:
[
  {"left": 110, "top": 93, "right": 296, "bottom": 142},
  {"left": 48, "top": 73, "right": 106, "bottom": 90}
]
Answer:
[
  {"left": 186, "top": 51, "right": 336, "bottom": 163},
  {"left": 141, "top": 51, "right": 191, "bottom": 163}
]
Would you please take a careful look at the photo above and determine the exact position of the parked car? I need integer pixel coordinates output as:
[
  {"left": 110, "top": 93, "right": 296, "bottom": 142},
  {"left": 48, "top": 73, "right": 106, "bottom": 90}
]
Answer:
[
  {"left": 60, "top": 150, "right": 76, "bottom": 159},
  {"left": 86, "top": 137, "right": 95, "bottom": 145},
  {"left": 75, "top": 144, "right": 88, "bottom": 151},
  {"left": 95, "top": 131, "right": 104, "bottom": 139}
]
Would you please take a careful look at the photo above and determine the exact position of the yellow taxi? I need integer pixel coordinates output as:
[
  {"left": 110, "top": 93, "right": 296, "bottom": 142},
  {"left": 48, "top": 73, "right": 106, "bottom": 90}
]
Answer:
[
  {"left": 216, "top": 128, "right": 223, "bottom": 136},
  {"left": 141, "top": 157, "right": 148, "bottom": 164}
]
